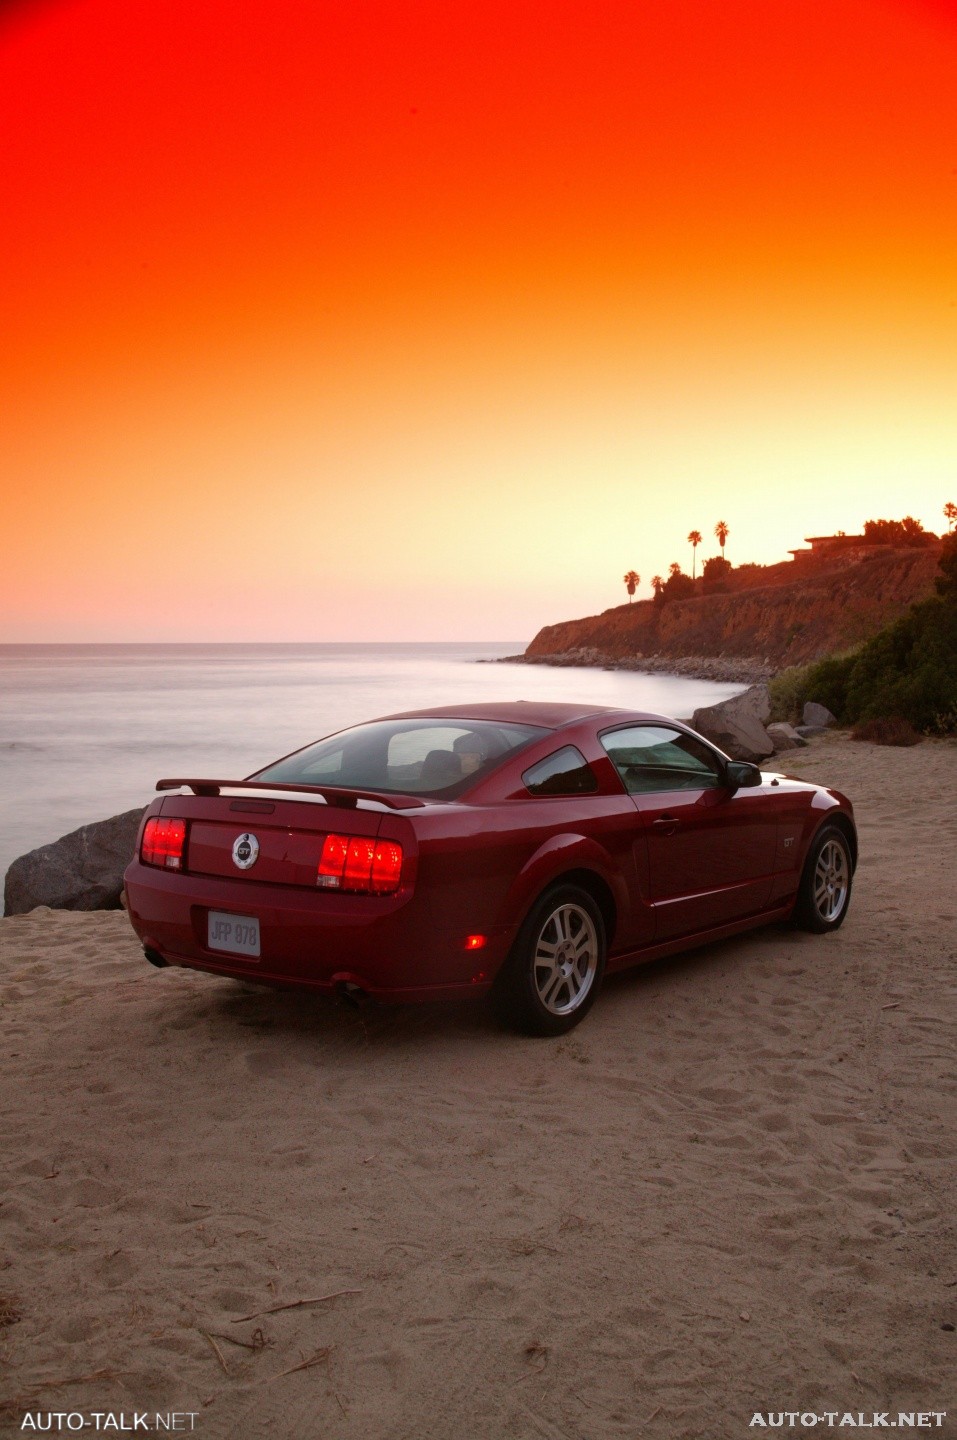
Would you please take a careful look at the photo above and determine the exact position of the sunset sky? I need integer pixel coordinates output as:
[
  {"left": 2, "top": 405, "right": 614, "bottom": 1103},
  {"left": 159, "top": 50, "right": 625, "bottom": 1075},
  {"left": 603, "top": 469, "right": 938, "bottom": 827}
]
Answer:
[{"left": 2, "top": 0, "right": 956, "bottom": 642}]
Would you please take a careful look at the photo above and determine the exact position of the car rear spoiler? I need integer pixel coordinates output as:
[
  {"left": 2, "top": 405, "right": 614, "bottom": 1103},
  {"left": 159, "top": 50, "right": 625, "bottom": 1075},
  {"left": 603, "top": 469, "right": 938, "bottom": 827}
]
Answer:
[{"left": 155, "top": 778, "right": 427, "bottom": 810}]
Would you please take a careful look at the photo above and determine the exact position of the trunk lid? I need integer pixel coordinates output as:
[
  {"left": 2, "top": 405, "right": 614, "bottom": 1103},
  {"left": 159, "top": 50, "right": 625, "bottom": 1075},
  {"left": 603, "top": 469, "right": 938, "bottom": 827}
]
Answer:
[{"left": 159, "top": 792, "right": 385, "bottom": 888}]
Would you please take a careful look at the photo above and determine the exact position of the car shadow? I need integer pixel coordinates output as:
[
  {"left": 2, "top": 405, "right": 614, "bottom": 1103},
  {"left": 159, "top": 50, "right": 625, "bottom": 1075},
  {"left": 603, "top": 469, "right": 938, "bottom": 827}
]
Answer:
[
  {"left": 175, "top": 972, "right": 505, "bottom": 1052},
  {"left": 149, "top": 918, "right": 801, "bottom": 1055},
  {"left": 602, "top": 919, "right": 799, "bottom": 1000}
]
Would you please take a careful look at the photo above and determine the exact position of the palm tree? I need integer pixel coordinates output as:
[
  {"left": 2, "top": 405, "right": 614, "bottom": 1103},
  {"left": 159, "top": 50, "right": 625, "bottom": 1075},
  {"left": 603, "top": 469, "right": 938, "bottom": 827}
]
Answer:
[
  {"left": 668, "top": 561, "right": 681, "bottom": 577},
  {"left": 623, "top": 569, "right": 640, "bottom": 602},
  {"left": 715, "top": 519, "right": 729, "bottom": 557},
  {"left": 945, "top": 501, "right": 957, "bottom": 532},
  {"left": 651, "top": 574, "right": 664, "bottom": 600},
  {"left": 687, "top": 529, "right": 702, "bottom": 579}
]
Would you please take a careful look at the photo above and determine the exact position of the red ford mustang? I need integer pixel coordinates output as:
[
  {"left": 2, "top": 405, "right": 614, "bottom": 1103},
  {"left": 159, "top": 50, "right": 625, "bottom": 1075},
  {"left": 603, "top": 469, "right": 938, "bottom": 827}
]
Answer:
[{"left": 124, "top": 701, "right": 857, "bottom": 1035}]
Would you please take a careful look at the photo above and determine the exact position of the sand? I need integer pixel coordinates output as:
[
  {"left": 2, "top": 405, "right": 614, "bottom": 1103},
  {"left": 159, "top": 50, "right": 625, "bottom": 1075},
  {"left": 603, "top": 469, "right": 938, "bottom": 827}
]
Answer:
[{"left": 1, "top": 732, "right": 954, "bottom": 1439}]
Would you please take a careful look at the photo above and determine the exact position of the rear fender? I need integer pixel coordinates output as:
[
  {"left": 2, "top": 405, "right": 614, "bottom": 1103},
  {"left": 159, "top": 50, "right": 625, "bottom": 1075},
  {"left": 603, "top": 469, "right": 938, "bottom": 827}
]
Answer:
[{"left": 495, "top": 833, "right": 626, "bottom": 937}]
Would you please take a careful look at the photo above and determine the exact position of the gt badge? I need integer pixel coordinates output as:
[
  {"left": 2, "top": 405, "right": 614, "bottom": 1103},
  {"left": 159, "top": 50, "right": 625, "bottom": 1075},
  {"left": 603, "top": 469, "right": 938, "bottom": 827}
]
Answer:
[{"left": 232, "top": 832, "right": 260, "bottom": 870}]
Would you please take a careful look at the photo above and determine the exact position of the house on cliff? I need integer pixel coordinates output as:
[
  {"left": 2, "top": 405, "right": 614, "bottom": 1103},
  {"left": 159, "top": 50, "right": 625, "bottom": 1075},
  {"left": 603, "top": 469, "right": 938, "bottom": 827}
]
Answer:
[
  {"left": 788, "top": 534, "right": 869, "bottom": 567},
  {"left": 788, "top": 530, "right": 938, "bottom": 573}
]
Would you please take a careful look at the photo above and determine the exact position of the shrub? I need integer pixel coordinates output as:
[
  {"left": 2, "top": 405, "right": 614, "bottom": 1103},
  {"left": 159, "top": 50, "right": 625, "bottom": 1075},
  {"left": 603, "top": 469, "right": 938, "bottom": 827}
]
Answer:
[
  {"left": 796, "top": 653, "right": 854, "bottom": 721},
  {"left": 862, "top": 516, "right": 932, "bottom": 548},
  {"left": 701, "top": 555, "right": 732, "bottom": 593},
  {"left": 851, "top": 716, "right": 922, "bottom": 746},
  {"left": 935, "top": 529, "right": 957, "bottom": 599},
  {"left": 767, "top": 533, "right": 957, "bottom": 735},
  {"left": 768, "top": 665, "right": 813, "bottom": 723},
  {"left": 844, "top": 596, "right": 957, "bottom": 730},
  {"left": 663, "top": 570, "right": 695, "bottom": 601},
  {"left": 791, "top": 596, "right": 957, "bottom": 734}
]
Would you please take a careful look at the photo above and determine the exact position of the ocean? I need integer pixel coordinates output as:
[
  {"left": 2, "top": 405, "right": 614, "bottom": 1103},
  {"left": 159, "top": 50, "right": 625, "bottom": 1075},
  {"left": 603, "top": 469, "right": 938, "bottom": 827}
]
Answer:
[{"left": 0, "top": 642, "right": 745, "bottom": 880}]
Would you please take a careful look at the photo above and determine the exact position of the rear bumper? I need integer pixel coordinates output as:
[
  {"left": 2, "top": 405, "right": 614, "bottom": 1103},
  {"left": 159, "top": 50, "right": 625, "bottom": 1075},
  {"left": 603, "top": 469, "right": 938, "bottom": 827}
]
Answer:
[{"left": 123, "top": 861, "right": 507, "bottom": 1001}]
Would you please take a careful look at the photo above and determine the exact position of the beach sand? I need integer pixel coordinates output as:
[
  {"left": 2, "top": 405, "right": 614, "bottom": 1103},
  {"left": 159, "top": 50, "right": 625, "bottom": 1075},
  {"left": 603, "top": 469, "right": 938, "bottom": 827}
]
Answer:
[{"left": 1, "top": 733, "right": 954, "bottom": 1438}]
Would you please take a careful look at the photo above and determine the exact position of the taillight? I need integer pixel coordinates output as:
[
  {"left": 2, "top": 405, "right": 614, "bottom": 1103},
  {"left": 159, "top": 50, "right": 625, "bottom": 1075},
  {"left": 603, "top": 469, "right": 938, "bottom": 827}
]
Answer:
[
  {"left": 141, "top": 817, "right": 187, "bottom": 870},
  {"left": 370, "top": 841, "right": 403, "bottom": 894},
  {"left": 344, "top": 837, "right": 376, "bottom": 889},
  {"left": 317, "top": 834, "right": 403, "bottom": 894}
]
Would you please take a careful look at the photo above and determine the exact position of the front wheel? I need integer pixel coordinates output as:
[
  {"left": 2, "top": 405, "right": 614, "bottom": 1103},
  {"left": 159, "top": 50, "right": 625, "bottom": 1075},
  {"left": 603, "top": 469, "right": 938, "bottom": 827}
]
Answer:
[
  {"left": 793, "top": 824, "right": 853, "bottom": 933},
  {"left": 492, "top": 884, "right": 606, "bottom": 1036}
]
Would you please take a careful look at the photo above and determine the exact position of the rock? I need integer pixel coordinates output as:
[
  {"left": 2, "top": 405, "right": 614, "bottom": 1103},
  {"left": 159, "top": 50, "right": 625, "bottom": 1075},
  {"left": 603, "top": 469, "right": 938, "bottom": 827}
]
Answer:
[
  {"left": 803, "top": 701, "right": 837, "bottom": 727},
  {"left": 3, "top": 808, "right": 147, "bottom": 917},
  {"left": 691, "top": 685, "right": 775, "bottom": 763},
  {"left": 767, "top": 722, "right": 808, "bottom": 752},
  {"left": 795, "top": 724, "right": 829, "bottom": 739}
]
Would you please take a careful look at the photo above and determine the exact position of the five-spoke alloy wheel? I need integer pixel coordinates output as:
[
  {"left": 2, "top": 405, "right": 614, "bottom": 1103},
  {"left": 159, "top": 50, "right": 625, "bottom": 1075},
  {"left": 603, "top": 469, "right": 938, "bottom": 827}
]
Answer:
[
  {"left": 794, "top": 824, "right": 853, "bottom": 933},
  {"left": 493, "top": 884, "right": 606, "bottom": 1035}
]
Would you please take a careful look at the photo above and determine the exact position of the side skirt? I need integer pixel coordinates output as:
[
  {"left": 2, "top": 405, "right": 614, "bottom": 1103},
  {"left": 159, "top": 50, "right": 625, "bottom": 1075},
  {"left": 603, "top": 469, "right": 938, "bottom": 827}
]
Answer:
[{"left": 605, "top": 900, "right": 796, "bottom": 976}]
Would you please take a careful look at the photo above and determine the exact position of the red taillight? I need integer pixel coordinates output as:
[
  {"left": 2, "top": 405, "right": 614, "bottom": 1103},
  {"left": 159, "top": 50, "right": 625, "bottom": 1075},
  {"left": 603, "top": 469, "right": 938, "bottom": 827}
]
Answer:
[
  {"left": 317, "top": 833, "right": 348, "bottom": 885},
  {"left": 370, "top": 841, "right": 403, "bottom": 894},
  {"left": 141, "top": 817, "right": 187, "bottom": 870},
  {"left": 317, "top": 834, "right": 403, "bottom": 894},
  {"left": 344, "top": 837, "right": 376, "bottom": 889}
]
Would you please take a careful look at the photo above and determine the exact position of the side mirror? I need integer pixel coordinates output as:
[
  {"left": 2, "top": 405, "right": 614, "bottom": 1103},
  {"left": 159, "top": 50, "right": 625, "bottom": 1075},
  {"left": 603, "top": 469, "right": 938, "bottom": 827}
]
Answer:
[{"left": 726, "top": 760, "right": 762, "bottom": 792}]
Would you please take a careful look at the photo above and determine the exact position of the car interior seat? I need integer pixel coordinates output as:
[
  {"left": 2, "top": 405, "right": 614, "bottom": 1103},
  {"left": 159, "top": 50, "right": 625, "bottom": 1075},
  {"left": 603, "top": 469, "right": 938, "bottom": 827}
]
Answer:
[{"left": 419, "top": 749, "right": 462, "bottom": 787}]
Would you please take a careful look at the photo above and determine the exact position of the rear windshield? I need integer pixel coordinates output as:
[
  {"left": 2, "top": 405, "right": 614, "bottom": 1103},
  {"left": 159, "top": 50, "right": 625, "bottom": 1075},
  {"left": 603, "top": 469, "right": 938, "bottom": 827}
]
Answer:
[{"left": 250, "top": 719, "right": 547, "bottom": 797}]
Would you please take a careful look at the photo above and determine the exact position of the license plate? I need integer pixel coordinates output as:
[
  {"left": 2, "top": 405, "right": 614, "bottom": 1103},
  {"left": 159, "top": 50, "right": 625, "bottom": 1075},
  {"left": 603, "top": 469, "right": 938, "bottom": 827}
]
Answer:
[{"left": 207, "top": 911, "right": 261, "bottom": 958}]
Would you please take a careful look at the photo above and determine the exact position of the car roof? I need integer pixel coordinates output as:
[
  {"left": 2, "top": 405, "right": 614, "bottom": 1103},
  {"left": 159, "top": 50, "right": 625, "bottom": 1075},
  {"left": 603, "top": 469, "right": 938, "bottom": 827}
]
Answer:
[{"left": 377, "top": 701, "right": 661, "bottom": 730}]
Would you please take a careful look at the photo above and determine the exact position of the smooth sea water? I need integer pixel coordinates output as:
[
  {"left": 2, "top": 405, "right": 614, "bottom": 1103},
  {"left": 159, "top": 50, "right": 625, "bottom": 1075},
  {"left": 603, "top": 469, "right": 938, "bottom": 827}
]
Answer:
[{"left": 0, "top": 643, "right": 745, "bottom": 880}]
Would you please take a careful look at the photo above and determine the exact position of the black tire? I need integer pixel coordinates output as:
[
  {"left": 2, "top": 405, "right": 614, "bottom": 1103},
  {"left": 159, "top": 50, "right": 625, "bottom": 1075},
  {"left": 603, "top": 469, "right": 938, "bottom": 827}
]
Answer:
[
  {"left": 492, "top": 884, "right": 606, "bottom": 1036},
  {"left": 793, "top": 824, "right": 853, "bottom": 933}
]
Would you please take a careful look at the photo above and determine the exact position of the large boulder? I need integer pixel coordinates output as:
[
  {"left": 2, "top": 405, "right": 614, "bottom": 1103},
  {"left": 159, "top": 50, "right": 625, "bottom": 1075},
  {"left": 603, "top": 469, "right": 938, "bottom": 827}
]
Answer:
[
  {"left": 691, "top": 685, "right": 775, "bottom": 763},
  {"left": 4, "top": 808, "right": 147, "bottom": 917},
  {"left": 803, "top": 701, "right": 837, "bottom": 727}
]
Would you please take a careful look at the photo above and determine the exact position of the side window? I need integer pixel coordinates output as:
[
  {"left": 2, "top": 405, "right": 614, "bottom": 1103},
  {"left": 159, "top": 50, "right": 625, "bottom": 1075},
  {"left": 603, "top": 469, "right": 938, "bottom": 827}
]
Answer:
[
  {"left": 600, "top": 725, "right": 723, "bottom": 794},
  {"left": 522, "top": 746, "right": 599, "bottom": 796}
]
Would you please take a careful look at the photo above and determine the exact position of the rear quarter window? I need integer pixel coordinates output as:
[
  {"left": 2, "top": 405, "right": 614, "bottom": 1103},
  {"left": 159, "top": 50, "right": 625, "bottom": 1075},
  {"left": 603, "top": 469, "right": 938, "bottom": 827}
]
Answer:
[{"left": 522, "top": 746, "right": 599, "bottom": 797}]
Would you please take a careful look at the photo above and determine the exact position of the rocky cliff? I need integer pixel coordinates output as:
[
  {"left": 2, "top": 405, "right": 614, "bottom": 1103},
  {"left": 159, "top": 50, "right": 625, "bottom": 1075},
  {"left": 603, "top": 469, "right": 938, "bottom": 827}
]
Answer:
[{"left": 525, "top": 545, "right": 941, "bottom": 669}]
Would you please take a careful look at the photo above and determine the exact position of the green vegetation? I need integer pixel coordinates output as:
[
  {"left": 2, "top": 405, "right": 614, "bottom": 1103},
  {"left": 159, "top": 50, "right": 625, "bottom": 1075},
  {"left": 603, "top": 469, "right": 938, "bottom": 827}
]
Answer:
[
  {"left": 769, "top": 662, "right": 832, "bottom": 722},
  {"left": 768, "top": 533, "right": 957, "bottom": 735}
]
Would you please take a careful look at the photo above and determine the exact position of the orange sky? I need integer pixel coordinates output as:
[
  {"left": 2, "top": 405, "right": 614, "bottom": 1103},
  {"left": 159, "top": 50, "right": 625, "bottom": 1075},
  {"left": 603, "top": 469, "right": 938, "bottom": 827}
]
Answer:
[{"left": 2, "top": 0, "right": 956, "bottom": 641}]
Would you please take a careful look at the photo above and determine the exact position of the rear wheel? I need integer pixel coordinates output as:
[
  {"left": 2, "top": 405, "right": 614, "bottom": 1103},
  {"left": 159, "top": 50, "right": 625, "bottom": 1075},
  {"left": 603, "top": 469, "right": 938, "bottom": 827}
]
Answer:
[
  {"left": 793, "top": 824, "right": 853, "bottom": 933},
  {"left": 492, "top": 884, "right": 606, "bottom": 1036}
]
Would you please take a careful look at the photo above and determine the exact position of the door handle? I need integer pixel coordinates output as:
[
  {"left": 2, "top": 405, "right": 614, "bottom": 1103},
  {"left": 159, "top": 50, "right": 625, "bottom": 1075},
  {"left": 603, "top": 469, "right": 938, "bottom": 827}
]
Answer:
[{"left": 651, "top": 816, "right": 679, "bottom": 835}]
